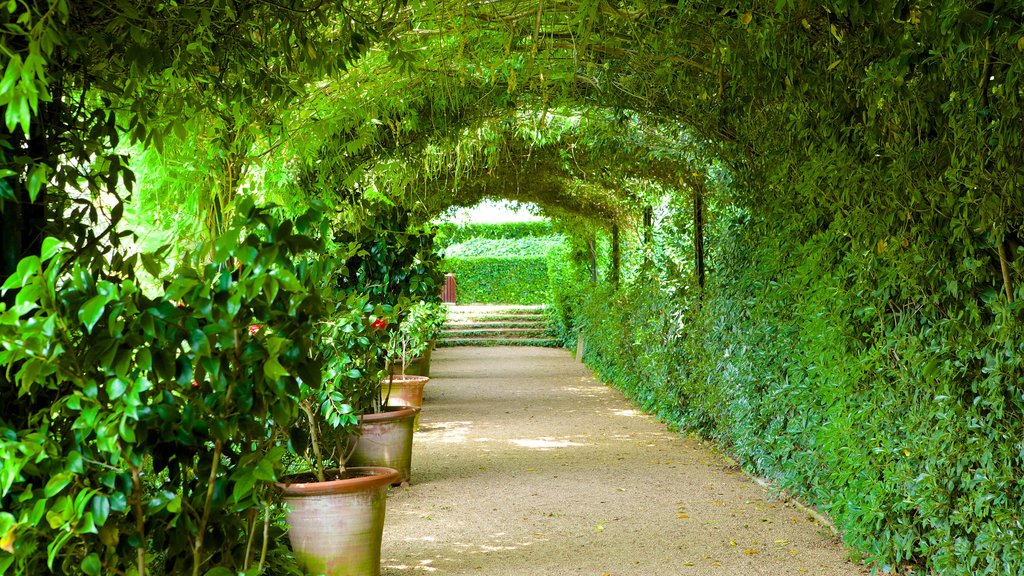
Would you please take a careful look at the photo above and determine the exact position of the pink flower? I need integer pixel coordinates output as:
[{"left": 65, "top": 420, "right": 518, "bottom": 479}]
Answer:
[
  {"left": 191, "top": 381, "right": 200, "bottom": 389},
  {"left": 249, "top": 324, "right": 261, "bottom": 336}
]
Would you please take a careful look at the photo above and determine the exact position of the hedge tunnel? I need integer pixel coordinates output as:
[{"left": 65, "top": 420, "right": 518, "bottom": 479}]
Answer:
[{"left": 3, "top": 1, "right": 1024, "bottom": 574}]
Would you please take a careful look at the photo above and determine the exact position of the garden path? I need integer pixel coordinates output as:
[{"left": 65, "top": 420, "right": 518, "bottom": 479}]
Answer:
[{"left": 382, "top": 346, "right": 867, "bottom": 576}]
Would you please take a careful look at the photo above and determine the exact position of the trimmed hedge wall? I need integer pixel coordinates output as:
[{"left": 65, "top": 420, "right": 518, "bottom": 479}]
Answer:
[
  {"left": 445, "top": 256, "right": 549, "bottom": 304},
  {"left": 435, "top": 221, "right": 553, "bottom": 249}
]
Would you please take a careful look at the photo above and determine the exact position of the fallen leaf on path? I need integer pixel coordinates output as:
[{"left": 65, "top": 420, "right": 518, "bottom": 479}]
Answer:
[{"left": 743, "top": 548, "right": 760, "bottom": 555}]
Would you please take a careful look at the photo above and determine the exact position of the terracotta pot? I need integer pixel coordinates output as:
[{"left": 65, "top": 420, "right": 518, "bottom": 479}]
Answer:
[
  {"left": 277, "top": 467, "right": 399, "bottom": 576},
  {"left": 412, "top": 340, "right": 435, "bottom": 376},
  {"left": 380, "top": 374, "right": 429, "bottom": 408},
  {"left": 347, "top": 406, "right": 420, "bottom": 485}
]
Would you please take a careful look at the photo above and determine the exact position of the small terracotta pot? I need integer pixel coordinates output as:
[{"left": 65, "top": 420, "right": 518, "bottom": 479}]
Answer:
[
  {"left": 347, "top": 406, "right": 421, "bottom": 485},
  {"left": 277, "top": 467, "right": 399, "bottom": 576},
  {"left": 381, "top": 374, "right": 429, "bottom": 408}
]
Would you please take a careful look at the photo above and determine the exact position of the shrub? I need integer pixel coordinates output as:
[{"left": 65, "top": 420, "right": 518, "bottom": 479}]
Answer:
[
  {"left": 444, "top": 256, "right": 548, "bottom": 304},
  {"left": 0, "top": 202, "right": 327, "bottom": 575}
]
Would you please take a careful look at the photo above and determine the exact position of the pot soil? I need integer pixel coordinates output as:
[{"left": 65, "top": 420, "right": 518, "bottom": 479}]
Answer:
[
  {"left": 277, "top": 467, "right": 399, "bottom": 576},
  {"left": 347, "top": 405, "right": 420, "bottom": 485}
]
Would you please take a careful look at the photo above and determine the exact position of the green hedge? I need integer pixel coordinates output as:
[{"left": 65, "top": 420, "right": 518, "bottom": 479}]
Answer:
[
  {"left": 435, "top": 221, "right": 553, "bottom": 249},
  {"left": 568, "top": 212, "right": 1024, "bottom": 575},
  {"left": 443, "top": 236, "right": 564, "bottom": 258},
  {"left": 445, "top": 256, "right": 549, "bottom": 304}
]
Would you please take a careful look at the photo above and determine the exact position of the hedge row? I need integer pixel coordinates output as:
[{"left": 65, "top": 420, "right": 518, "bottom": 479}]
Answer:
[
  {"left": 444, "top": 256, "right": 549, "bottom": 304},
  {"left": 442, "top": 236, "right": 564, "bottom": 258},
  {"left": 567, "top": 213, "right": 1024, "bottom": 575},
  {"left": 435, "top": 221, "right": 553, "bottom": 249}
]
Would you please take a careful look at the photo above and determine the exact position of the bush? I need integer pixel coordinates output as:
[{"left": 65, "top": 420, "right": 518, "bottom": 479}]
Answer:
[
  {"left": 444, "top": 256, "right": 548, "bottom": 304},
  {"left": 0, "top": 202, "right": 326, "bottom": 575}
]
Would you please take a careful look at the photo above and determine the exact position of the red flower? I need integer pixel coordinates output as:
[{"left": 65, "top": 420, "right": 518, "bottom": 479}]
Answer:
[
  {"left": 371, "top": 318, "right": 388, "bottom": 329},
  {"left": 249, "top": 324, "right": 261, "bottom": 336},
  {"left": 191, "top": 381, "right": 200, "bottom": 388}
]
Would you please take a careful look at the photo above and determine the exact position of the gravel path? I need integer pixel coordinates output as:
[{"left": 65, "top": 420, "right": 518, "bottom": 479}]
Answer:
[{"left": 382, "top": 346, "right": 867, "bottom": 576}]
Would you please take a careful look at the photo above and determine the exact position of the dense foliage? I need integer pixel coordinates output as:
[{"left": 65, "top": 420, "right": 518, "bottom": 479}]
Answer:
[
  {"left": 435, "top": 221, "right": 553, "bottom": 250},
  {"left": 4, "top": 0, "right": 1024, "bottom": 573},
  {"left": 565, "top": 203, "right": 1024, "bottom": 574},
  {"left": 0, "top": 204, "right": 329, "bottom": 575},
  {"left": 444, "top": 257, "right": 550, "bottom": 305},
  {"left": 442, "top": 236, "right": 564, "bottom": 259},
  {"left": 440, "top": 223, "right": 566, "bottom": 304}
]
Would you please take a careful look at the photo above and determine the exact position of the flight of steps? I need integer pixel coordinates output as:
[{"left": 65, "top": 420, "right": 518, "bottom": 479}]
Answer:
[{"left": 439, "top": 304, "right": 559, "bottom": 347}]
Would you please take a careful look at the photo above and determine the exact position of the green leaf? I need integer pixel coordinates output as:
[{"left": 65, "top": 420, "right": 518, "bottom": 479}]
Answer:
[
  {"left": 91, "top": 495, "right": 110, "bottom": 527},
  {"left": 264, "top": 356, "right": 288, "bottom": 381},
  {"left": 107, "top": 379, "right": 127, "bottom": 400},
  {"left": 140, "top": 252, "right": 162, "bottom": 278},
  {"left": 1, "top": 256, "right": 39, "bottom": 290},
  {"left": 81, "top": 553, "right": 101, "bottom": 576},
  {"left": 26, "top": 164, "right": 47, "bottom": 202},
  {"left": 118, "top": 416, "right": 136, "bottom": 443},
  {"left": 43, "top": 473, "right": 71, "bottom": 498},
  {"left": 78, "top": 295, "right": 108, "bottom": 333},
  {"left": 40, "top": 237, "right": 63, "bottom": 260}
]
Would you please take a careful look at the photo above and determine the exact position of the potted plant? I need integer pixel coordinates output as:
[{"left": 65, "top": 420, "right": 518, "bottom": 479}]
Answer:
[
  {"left": 379, "top": 300, "right": 447, "bottom": 413},
  {"left": 277, "top": 283, "right": 404, "bottom": 576},
  {"left": 327, "top": 205, "right": 441, "bottom": 485},
  {"left": 342, "top": 304, "right": 421, "bottom": 485},
  {"left": 395, "top": 300, "right": 448, "bottom": 378},
  {"left": 0, "top": 201, "right": 352, "bottom": 575}
]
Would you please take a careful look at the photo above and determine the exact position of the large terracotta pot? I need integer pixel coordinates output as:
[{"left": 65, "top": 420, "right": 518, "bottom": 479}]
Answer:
[
  {"left": 380, "top": 374, "right": 429, "bottom": 408},
  {"left": 278, "top": 467, "right": 399, "bottom": 576},
  {"left": 347, "top": 406, "right": 420, "bottom": 485}
]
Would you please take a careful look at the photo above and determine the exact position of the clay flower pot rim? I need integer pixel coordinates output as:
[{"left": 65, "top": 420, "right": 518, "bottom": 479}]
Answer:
[
  {"left": 361, "top": 405, "right": 420, "bottom": 423},
  {"left": 276, "top": 466, "right": 399, "bottom": 497},
  {"left": 383, "top": 374, "right": 429, "bottom": 384}
]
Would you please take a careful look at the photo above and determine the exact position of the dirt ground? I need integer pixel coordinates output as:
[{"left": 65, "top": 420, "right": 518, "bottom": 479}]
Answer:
[{"left": 381, "top": 346, "right": 869, "bottom": 576}]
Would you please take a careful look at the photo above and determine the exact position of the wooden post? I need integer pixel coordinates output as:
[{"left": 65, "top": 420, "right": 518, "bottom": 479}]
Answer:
[
  {"left": 643, "top": 206, "right": 653, "bottom": 266},
  {"left": 610, "top": 224, "right": 621, "bottom": 288},
  {"left": 588, "top": 236, "right": 598, "bottom": 283},
  {"left": 693, "top": 182, "right": 706, "bottom": 293}
]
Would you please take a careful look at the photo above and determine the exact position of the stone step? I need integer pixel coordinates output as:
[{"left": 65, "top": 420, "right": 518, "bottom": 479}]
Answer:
[
  {"left": 437, "top": 337, "right": 560, "bottom": 348},
  {"left": 444, "top": 320, "right": 548, "bottom": 329},
  {"left": 446, "top": 313, "right": 547, "bottom": 322},
  {"left": 442, "top": 327, "right": 549, "bottom": 339},
  {"left": 440, "top": 305, "right": 555, "bottom": 348}
]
